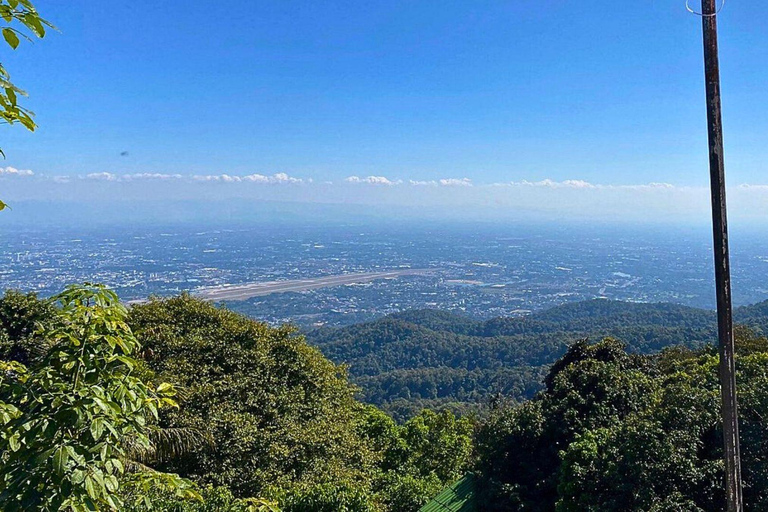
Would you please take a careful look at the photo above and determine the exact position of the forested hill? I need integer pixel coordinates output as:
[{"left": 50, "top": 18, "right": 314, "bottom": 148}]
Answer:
[{"left": 306, "top": 298, "right": 768, "bottom": 420}]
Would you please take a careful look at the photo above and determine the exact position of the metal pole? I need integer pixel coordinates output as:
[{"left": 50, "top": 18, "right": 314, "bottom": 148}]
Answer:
[{"left": 699, "top": 1, "right": 743, "bottom": 510}]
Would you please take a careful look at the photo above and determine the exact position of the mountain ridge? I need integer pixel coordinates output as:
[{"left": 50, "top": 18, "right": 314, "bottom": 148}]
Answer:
[{"left": 305, "top": 298, "right": 768, "bottom": 420}]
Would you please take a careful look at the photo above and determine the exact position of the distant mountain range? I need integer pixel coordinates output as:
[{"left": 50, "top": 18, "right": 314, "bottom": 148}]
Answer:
[{"left": 305, "top": 299, "right": 768, "bottom": 420}]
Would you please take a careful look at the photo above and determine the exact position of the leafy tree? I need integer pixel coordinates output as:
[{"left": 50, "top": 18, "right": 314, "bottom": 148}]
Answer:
[
  {"left": 362, "top": 408, "right": 473, "bottom": 512},
  {"left": 0, "top": 290, "right": 475, "bottom": 511},
  {"left": 399, "top": 409, "right": 474, "bottom": 483},
  {"left": 276, "top": 482, "right": 379, "bottom": 512},
  {"left": 0, "top": 0, "right": 52, "bottom": 138},
  {"left": 476, "top": 338, "right": 654, "bottom": 511},
  {"left": 0, "top": 289, "right": 57, "bottom": 364},
  {"left": 375, "top": 472, "right": 442, "bottom": 512},
  {"left": 0, "top": 284, "right": 196, "bottom": 511},
  {"left": 475, "top": 328, "right": 768, "bottom": 511},
  {"left": 733, "top": 351, "right": 768, "bottom": 508},
  {"left": 128, "top": 295, "right": 477, "bottom": 511},
  {"left": 129, "top": 294, "right": 379, "bottom": 500},
  {"left": 120, "top": 482, "right": 280, "bottom": 512}
]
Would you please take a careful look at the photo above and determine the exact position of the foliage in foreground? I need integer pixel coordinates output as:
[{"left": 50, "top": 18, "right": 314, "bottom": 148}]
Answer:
[
  {"left": 0, "top": 289, "right": 473, "bottom": 511},
  {"left": 475, "top": 330, "right": 768, "bottom": 511},
  {"left": 0, "top": 0, "right": 53, "bottom": 139},
  {"left": 0, "top": 0, "right": 55, "bottom": 211},
  {"left": 8, "top": 286, "right": 768, "bottom": 510},
  {"left": 0, "top": 285, "right": 196, "bottom": 511}
]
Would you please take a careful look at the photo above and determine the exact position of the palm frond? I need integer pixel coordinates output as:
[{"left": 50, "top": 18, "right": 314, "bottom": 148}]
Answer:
[
  {"left": 122, "top": 426, "right": 214, "bottom": 466},
  {"left": 149, "top": 426, "right": 214, "bottom": 463}
]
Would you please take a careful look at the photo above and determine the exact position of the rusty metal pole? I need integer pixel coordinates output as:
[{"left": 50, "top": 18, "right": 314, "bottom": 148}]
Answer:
[{"left": 699, "top": 1, "right": 743, "bottom": 510}]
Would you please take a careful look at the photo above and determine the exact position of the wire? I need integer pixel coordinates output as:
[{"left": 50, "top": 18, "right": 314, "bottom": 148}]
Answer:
[{"left": 686, "top": 0, "right": 726, "bottom": 17}]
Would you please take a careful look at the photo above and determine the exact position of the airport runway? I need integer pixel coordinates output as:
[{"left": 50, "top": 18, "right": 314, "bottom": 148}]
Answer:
[{"left": 194, "top": 269, "right": 432, "bottom": 301}]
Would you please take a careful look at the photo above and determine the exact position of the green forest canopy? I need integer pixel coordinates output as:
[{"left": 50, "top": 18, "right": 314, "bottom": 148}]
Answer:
[
  {"left": 306, "top": 299, "right": 768, "bottom": 420},
  {"left": 5, "top": 287, "right": 768, "bottom": 510},
  {"left": 0, "top": 288, "right": 473, "bottom": 512}
]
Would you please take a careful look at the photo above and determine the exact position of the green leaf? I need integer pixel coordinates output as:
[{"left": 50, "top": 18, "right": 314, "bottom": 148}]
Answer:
[
  {"left": 90, "top": 418, "right": 104, "bottom": 441},
  {"left": 53, "top": 445, "right": 68, "bottom": 474},
  {"left": 104, "top": 474, "right": 118, "bottom": 492},
  {"left": 110, "top": 458, "right": 124, "bottom": 474},
  {"left": 19, "top": 114, "right": 36, "bottom": 131},
  {"left": 8, "top": 433, "right": 20, "bottom": 451},
  {"left": 156, "top": 382, "right": 174, "bottom": 393},
  {"left": 71, "top": 469, "right": 86, "bottom": 484},
  {"left": 2, "top": 28, "right": 19, "bottom": 49},
  {"left": 84, "top": 475, "right": 98, "bottom": 500},
  {"left": 22, "top": 13, "right": 45, "bottom": 37}
]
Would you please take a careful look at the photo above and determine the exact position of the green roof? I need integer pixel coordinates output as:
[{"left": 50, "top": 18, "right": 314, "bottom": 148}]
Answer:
[{"left": 419, "top": 473, "right": 477, "bottom": 512}]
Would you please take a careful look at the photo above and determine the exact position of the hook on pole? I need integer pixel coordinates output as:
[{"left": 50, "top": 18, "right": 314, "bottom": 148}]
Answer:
[{"left": 686, "top": 0, "right": 726, "bottom": 17}]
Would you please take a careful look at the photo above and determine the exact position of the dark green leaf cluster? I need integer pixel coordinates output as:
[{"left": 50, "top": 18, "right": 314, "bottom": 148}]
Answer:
[
  {"left": 0, "top": 284, "right": 195, "bottom": 511},
  {"left": 0, "top": 289, "right": 58, "bottom": 365},
  {"left": 475, "top": 331, "right": 768, "bottom": 511},
  {"left": 129, "top": 295, "right": 374, "bottom": 499},
  {"left": 128, "top": 294, "right": 474, "bottom": 511}
]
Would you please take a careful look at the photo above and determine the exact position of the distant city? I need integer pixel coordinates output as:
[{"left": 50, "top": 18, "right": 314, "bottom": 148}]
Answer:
[{"left": 3, "top": 223, "right": 768, "bottom": 327}]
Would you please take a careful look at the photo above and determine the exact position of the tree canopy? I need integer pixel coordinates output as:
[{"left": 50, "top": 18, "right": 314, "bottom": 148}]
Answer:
[
  {"left": 0, "top": 289, "right": 473, "bottom": 511},
  {"left": 475, "top": 332, "right": 768, "bottom": 511}
]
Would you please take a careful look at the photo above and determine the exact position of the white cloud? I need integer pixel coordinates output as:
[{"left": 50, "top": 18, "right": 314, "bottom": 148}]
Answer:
[
  {"left": 345, "top": 175, "right": 401, "bottom": 185},
  {"left": 408, "top": 178, "right": 473, "bottom": 187},
  {"left": 86, "top": 172, "right": 118, "bottom": 181},
  {"left": 40, "top": 172, "right": 692, "bottom": 192},
  {"left": 21, "top": 170, "right": 768, "bottom": 223},
  {"left": 0, "top": 166, "right": 34, "bottom": 177},
  {"left": 85, "top": 172, "right": 183, "bottom": 182},
  {"left": 502, "top": 179, "right": 677, "bottom": 191},
  {"left": 192, "top": 174, "right": 240, "bottom": 182},
  {"left": 619, "top": 182, "right": 676, "bottom": 190},
  {"left": 242, "top": 174, "right": 268, "bottom": 183},
  {"left": 561, "top": 179, "right": 595, "bottom": 189},
  {"left": 271, "top": 172, "right": 302, "bottom": 184},
  {"left": 193, "top": 172, "right": 303, "bottom": 184},
  {"left": 242, "top": 172, "right": 303, "bottom": 184},
  {"left": 122, "top": 173, "right": 183, "bottom": 181},
  {"left": 28, "top": 171, "right": 692, "bottom": 197},
  {"left": 509, "top": 179, "right": 594, "bottom": 188},
  {"left": 438, "top": 177, "right": 473, "bottom": 187}
]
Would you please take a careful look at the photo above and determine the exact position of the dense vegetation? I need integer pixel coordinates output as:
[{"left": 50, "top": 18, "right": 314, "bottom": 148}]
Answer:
[
  {"left": 7, "top": 286, "right": 768, "bottom": 510},
  {"left": 307, "top": 300, "right": 768, "bottom": 420},
  {"left": 475, "top": 330, "right": 768, "bottom": 511},
  {"left": 0, "top": 286, "right": 199, "bottom": 510},
  {"left": 0, "top": 289, "right": 472, "bottom": 511}
]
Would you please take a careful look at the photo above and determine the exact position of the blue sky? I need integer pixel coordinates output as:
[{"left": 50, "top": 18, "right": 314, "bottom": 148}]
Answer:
[{"left": 2, "top": 0, "right": 768, "bottom": 222}]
